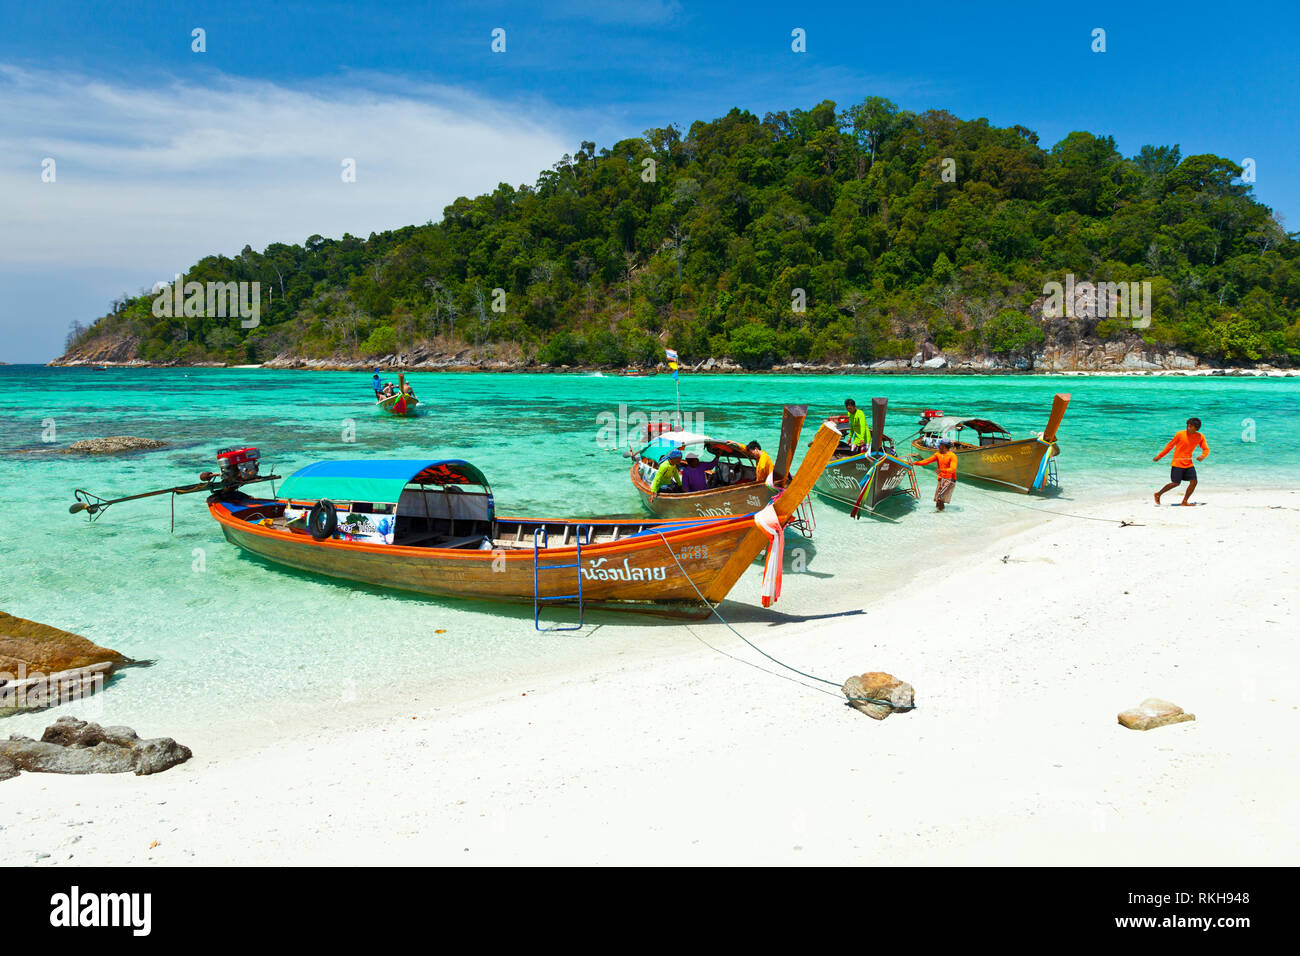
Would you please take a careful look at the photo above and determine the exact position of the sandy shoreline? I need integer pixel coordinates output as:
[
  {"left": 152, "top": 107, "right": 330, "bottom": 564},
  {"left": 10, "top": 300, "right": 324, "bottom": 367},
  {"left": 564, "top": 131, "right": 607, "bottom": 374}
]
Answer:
[{"left": 3, "top": 487, "right": 1297, "bottom": 866}]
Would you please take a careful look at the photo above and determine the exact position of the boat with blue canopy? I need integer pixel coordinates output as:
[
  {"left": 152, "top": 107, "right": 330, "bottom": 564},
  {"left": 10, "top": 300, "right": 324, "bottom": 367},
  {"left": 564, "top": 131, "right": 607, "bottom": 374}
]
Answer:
[{"left": 202, "top": 426, "right": 841, "bottom": 617}]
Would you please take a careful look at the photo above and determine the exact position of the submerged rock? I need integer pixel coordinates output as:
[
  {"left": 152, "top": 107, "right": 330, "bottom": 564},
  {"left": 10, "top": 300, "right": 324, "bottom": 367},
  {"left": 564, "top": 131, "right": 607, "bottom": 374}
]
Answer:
[
  {"left": 1118, "top": 698, "right": 1195, "bottom": 731},
  {"left": 842, "top": 672, "right": 915, "bottom": 720},
  {"left": 0, "top": 610, "right": 131, "bottom": 676},
  {"left": 0, "top": 717, "right": 191, "bottom": 779},
  {"left": 64, "top": 436, "right": 168, "bottom": 454}
]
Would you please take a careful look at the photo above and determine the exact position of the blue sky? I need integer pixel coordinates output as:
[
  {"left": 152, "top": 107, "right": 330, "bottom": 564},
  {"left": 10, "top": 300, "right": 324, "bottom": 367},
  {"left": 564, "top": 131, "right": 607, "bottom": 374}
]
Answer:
[{"left": 2, "top": 0, "right": 1297, "bottom": 362}]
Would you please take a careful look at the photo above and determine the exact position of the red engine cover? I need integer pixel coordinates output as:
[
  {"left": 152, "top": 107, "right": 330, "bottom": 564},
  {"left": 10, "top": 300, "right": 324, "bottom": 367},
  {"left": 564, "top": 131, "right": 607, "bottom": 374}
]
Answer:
[{"left": 217, "top": 446, "right": 259, "bottom": 466}]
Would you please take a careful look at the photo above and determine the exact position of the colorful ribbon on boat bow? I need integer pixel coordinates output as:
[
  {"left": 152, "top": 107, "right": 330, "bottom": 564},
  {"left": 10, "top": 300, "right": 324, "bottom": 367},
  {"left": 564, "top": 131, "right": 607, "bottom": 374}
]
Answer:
[{"left": 754, "top": 502, "right": 783, "bottom": 607}]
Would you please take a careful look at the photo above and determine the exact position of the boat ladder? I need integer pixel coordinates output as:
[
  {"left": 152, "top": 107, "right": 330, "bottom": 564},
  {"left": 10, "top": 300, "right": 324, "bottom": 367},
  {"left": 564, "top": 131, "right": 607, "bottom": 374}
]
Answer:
[
  {"left": 532, "top": 526, "right": 589, "bottom": 631},
  {"left": 1045, "top": 455, "right": 1060, "bottom": 488},
  {"left": 904, "top": 461, "right": 921, "bottom": 499},
  {"left": 789, "top": 497, "right": 816, "bottom": 538}
]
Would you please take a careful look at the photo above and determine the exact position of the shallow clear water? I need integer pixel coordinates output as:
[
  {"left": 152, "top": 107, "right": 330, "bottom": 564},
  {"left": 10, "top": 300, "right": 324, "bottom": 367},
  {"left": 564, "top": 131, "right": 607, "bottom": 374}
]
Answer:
[{"left": 0, "top": 366, "right": 1292, "bottom": 745}]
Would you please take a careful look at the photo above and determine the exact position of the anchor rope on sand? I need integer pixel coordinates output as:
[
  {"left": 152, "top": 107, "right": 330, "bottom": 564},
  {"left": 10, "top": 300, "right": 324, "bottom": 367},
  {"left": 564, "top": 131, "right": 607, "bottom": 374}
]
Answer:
[
  {"left": 656, "top": 533, "right": 913, "bottom": 710},
  {"left": 989, "top": 495, "right": 1143, "bottom": 525}
]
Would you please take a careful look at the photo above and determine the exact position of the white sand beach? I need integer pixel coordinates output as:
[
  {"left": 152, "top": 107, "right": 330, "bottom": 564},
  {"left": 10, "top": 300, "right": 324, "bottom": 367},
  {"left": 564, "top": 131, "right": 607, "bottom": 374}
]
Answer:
[{"left": 3, "top": 487, "right": 1297, "bottom": 866}]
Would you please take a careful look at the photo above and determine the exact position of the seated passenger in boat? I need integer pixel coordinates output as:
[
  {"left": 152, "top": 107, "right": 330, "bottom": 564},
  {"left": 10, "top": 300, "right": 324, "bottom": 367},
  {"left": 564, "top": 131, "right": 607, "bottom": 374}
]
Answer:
[
  {"left": 746, "top": 442, "right": 775, "bottom": 486},
  {"left": 401, "top": 380, "right": 417, "bottom": 401},
  {"left": 679, "top": 450, "right": 720, "bottom": 493},
  {"left": 650, "top": 449, "right": 683, "bottom": 500}
]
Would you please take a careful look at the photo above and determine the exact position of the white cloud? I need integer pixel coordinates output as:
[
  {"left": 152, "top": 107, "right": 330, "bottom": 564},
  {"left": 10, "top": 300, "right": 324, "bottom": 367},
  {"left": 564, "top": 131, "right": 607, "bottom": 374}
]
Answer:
[{"left": 0, "top": 64, "right": 579, "bottom": 274}]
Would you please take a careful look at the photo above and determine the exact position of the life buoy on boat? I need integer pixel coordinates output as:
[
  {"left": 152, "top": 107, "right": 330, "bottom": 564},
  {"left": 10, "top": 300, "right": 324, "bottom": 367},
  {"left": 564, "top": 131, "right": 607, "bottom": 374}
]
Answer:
[{"left": 308, "top": 500, "right": 338, "bottom": 540}]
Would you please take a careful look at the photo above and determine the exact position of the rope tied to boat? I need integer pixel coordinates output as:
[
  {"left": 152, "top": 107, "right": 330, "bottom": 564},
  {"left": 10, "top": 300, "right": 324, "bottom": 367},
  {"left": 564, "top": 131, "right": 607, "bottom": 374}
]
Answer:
[{"left": 655, "top": 532, "right": 915, "bottom": 711}]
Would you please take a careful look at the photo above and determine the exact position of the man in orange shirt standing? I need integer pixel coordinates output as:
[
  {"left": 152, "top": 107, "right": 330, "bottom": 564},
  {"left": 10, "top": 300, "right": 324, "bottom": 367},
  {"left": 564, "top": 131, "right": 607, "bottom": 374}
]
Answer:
[
  {"left": 913, "top": 439, "right": 959, "bottom": 511},
  {"left": 746, "top": 441, "right": 776, "bottom": 487},
  {"left": 1153, "top": 417, "right": 1209, "bottom": 506}
]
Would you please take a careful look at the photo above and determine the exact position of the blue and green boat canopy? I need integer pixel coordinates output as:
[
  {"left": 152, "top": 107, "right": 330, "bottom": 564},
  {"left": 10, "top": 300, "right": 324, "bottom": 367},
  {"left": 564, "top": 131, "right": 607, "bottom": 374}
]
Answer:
[{"left": 278, "top": 459, "right": 490, "bottom": 504}]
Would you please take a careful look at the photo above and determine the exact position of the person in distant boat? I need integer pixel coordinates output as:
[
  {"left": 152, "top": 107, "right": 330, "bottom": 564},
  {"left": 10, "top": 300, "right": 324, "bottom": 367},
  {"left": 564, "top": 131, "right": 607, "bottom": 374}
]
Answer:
[
  {"left": 844, "top": 399, "right": 871, "bottom": 452},
  {"left": 372, "top": 371, "right": 383, "bottom": 398},
  {"left": 913, "top": 439, "right": 958, "bottom": 511},
  {"left": 1153, "top": 417, "right": 1209, "bottom": 506},
  {"left": 379, "top": 382, "right": 396, "bottom": 399},
  {"left": 650, "top": 448, "right": 684, "bottom": 499},
  {"left": 401, "top": 380, "right": 417, "bottom": 402},
  {"left": 746, "top": 441, "right": 775, "bottom": 487},
  {"left": 679, "top": 449, "right": 720, "bottom": 493}
]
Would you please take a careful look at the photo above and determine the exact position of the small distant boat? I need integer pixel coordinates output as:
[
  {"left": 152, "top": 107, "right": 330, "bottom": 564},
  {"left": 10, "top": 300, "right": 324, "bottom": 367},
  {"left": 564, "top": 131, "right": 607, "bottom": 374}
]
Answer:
[
  {"left": 909, "top": 393, "right": 1071, "bottom": 494},
  {"left": 375, "top": 372, "right": 420, "bottom": 416},
  {"left": 615, "top": 367, "right": 657, "bottom": 377},
  {"left": 629, "top": 405, "right": 809, "bottom": 523},
  {"left": 813, "top": 398, "right": 919, "bottom": 516}
]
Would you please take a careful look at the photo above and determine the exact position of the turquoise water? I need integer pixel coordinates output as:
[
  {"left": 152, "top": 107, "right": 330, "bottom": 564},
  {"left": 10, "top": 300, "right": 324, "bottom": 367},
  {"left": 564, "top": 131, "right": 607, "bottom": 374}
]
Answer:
[{"left": 0, "top": 366, "right": 1292, "bottom": 745}]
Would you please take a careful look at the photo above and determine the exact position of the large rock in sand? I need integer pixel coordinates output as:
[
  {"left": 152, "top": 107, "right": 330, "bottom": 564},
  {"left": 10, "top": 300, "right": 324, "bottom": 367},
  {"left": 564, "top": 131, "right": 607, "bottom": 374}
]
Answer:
[
  {"left": 0, "top": 717, "right": 191, "bottom": 779},
  {"left": 1118, "top": 698, "right": 1195, "bottom": 731},
  {"left": 842, "top": 672, "right": 915, "bottom": 720}
]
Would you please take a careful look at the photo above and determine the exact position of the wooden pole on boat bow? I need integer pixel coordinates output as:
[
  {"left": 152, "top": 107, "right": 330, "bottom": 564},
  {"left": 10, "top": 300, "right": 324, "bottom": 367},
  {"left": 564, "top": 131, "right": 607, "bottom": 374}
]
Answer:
[
  {"left": 701, "top": 422, "right": 840, "bottom": 603},
  {"left": 870, "top": 397, "right": 887, "bottom": 454},
  {"left": 1042, "top": 393, "right": 1071, "bottom": 443},
  {"left": 773, "top": 404, "right": 808, "bottom": 482}
]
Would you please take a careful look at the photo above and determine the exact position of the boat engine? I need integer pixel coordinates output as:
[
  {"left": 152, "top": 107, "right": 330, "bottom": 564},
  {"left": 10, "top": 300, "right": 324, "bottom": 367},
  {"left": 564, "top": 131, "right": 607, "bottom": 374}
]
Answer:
[{"left": 215, "top": 446, "right": 261, "bottom": 484}]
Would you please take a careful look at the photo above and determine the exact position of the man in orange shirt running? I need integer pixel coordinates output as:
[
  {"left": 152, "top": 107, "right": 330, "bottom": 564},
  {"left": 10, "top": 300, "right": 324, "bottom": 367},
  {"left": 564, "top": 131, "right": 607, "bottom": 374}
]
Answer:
[
  {"left": 913, "top": 439, "right": 959, "bottom": 511},
  {"left": 1153, "top": 417, "right": 1209, "bottom": 506}
]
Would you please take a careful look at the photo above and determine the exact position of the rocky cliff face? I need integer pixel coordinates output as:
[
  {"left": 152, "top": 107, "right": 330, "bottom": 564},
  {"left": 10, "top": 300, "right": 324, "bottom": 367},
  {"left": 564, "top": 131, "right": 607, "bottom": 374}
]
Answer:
[
  {"left": 48, "top": 330, "right": 1270, "bottom": 373},
  {"left": 49, "top": 334, "right": 144, "bottom": 366}
]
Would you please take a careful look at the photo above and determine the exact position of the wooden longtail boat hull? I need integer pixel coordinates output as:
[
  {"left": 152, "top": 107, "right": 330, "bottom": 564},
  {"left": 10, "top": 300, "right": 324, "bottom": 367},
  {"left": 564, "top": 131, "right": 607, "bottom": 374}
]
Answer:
[
  {"left": 909, "top": 437, "right": 1059, "bottom": 493},
  {"left": 810, "top": 398, "right": 917, "bottom": 512},
  {"left": 631, "top": 404, "right": 807, "bottom": 520},
  {"left": 209, "top": 422, "right": 843, "bottom": 612},
  {"left": 911, "top": 393, "right": 1070, "bottom": 494},
  {"left": 213, "top": 505, "right": 752, "bottom": 612},
  {"left": 377, "top": 371, "right": 420, "bottom": 416},
  {"left": 630, "top": 464, "right": 778, "bottom": 519},
  {"left": 377, "top": 394, "right": 419, "bottom": 416},
  {"left": 813, "top": 454, "right": 914, "bottom": 509}
]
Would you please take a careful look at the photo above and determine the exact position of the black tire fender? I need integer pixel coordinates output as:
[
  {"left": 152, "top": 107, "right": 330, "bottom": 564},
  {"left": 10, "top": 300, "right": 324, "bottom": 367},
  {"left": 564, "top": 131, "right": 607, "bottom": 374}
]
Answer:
[{"left": 308, "top": 500, "right": 338, "bottom": 541}]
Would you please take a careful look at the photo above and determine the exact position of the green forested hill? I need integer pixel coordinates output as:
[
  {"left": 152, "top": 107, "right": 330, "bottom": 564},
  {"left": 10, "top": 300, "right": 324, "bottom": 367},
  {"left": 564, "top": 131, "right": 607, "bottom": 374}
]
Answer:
[{"left": 63, "top": 98, "right": 1300, "bottom": 367}]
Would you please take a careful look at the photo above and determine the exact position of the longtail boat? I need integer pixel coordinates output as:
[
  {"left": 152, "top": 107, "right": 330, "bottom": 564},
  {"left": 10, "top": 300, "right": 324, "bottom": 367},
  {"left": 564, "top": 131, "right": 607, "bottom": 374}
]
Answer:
[
  {"left": 909, "top": 393, "right": 1071, "bottom": 493},
  {"left": 204, "top": 425, "right": 838, "bottom": 617},
  {"left": 376, "top": 372, "right": 420, "bottom": 416},
  {"left": 812, "top": 397, "right": 919, "bottom": 516},
  {"left": 628, "top": 405, "right": 809, "bottom": 523}
]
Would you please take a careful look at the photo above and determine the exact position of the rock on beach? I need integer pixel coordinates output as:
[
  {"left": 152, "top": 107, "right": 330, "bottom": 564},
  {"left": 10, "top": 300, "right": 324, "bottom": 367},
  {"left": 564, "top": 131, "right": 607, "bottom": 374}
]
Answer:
[
  {"left": 842, "top": 672, "right": 915, "bottom": 720},
  {"left": 1118, "top": 698, "right": 1196, "bottom": 731},
  {"left": 0, "top": 717, "right": 191, "bottom": 779}
]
